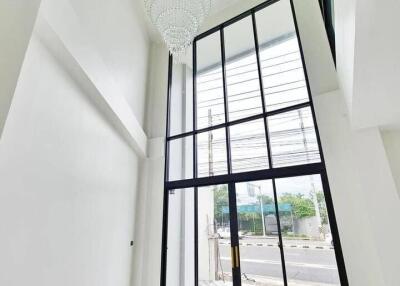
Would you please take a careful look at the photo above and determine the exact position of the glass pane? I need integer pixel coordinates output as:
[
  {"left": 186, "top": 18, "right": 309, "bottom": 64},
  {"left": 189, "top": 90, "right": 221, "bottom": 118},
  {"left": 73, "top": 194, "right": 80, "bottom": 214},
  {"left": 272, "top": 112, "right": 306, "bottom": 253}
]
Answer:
[
  {"left": 230, "top": 118, "right": 269, "bottom": 173},
  {"left": 167, "top": 188, "right": 195, "bottom": 286},
  {"left": 198, "top": 185, "right": 231, "bottom": 285},
  {"left": 224, "top": 16, "right": 263, "bottom": 121},
  {"left": 170, "top": 63, "right": 193, "bottom": 137},
  {"left": 275, "top": 175, "right": 340, "bottom": 285},
  {"left": 197, "top": 128, "right": 228, "bottom": 177},
  {"left": 196, "top": 32, "right": 225, "bottom": 129},
  {"left": 168, "top": 136, "right": 193, "bottom": 181},
  {"left": 268, "top": 107, "right": 321, "bottom": 168},
  {"left": 235, "top": 180, "right": 284, "bottom": 285},
  {"left": 256, "top": 0, "right": 309, "bottom": 111}
]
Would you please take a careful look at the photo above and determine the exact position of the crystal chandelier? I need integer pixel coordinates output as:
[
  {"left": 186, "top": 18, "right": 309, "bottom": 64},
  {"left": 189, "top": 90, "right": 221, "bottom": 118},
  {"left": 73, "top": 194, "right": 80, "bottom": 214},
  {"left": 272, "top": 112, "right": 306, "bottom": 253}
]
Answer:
[{"left": 145, "top": 0, "right": 212, "bottom": 61}]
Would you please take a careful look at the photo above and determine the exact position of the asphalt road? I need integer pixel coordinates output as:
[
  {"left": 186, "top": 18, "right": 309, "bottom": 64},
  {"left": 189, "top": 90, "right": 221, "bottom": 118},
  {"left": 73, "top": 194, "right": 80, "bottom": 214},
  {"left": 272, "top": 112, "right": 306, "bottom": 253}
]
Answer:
[{"left": 218, "top": 238, "right": 340, "bottom": 285}]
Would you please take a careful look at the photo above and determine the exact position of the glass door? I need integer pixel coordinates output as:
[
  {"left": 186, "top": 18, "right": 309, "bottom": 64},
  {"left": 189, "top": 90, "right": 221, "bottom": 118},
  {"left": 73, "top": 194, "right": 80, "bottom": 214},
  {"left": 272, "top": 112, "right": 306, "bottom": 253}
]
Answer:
[
  {"left": 233, "top": 176, "right": 341, "bottom": 286},
  {"left": 234, "top": 180, "right": 285, "bottom": 286},
  {"left": 167, "top": 177, "right": 342, "bottom": 286}
]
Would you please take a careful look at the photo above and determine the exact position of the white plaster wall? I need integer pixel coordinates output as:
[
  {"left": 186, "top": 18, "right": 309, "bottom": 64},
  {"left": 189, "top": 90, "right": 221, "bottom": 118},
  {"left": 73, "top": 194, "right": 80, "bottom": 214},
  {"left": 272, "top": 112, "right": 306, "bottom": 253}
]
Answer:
[
  {"left": 0, "top": 0, "right": 41, "bottom": 137},
  {"left": 351, "top": 0, "right": 400, "bottom": 129},
  {"left": 140, "top": 155, "right": 165, "bottom": 286},
  {"left": 381, "top": 130, "right": 400, "bottom": 200},
  {"left": 166, "top": 190, "right": 183, "bottom": 286},
  {"left": 351, "top": 129, "right": 400, "bottom": 286},
  {"left": 314, "top": 90, "right": 386, "bottom": 285},
  {"left": 68, "top": 0, "right": 150, "bottom": 126},
  {"left": 292, "top": 0, "right": 338, "bottom": 95},
  {"left": 334, "top": 0, "right": 356, "bottom": 114},
  {"left": 144, "top": 44, "right": 169, "bottom": 138},
  {"left": 0, "top": 34, "right": 139, "bottom": 286},
  {"left": 131, "top": 43, "right": 169, "bottom": 286},
  {"left": 198, "top": 189, "right": 215, "bottom": 282},
  {"left": 164, "top": 188, "right": 195, "bottom": 286},
  {"left": 130, "top": 44, "right": 168, "bottom": 286},
  {"left": 335, "top": 0, "right": 400, "bottom": 130},
  {"left": 39, "top": 0, "right": 148, "bottom": 157},
  {"left": 130, "top": 157, "right": 149, "bottom": 286}
]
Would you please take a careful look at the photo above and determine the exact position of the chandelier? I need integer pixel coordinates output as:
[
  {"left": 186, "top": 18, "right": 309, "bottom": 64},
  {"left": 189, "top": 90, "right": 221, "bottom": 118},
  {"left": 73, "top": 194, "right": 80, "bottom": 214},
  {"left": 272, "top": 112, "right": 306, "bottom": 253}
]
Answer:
[{"left": 145, "top": 0, "right": 212, "bottom": 61}]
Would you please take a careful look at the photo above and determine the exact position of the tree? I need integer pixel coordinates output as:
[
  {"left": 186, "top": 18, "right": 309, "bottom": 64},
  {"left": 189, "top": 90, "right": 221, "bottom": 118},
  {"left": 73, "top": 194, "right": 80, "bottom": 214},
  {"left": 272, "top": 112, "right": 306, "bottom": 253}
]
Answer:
[
  {"left": 257, "top": 194, "right": 274, "bottom": 205},
  {"left": 279, "top": 193, "right": 315, "bottom": 219},
  {"left": 316, "top": 191, "right": 328, "bottom": 224},
  {"left": 213, "top": 185, "right": 229, "bottom": 226}
]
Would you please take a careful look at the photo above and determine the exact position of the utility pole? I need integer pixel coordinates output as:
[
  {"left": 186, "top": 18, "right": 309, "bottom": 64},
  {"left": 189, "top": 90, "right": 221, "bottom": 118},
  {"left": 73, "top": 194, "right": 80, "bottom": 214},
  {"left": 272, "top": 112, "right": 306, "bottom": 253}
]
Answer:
[
  {"left": 298, "top": 109, "right": 322, "bottom": 231},
  {"left": 208, "top": 109, "right": 214, "bottom": 176},
  {"left": 258, "top": 185, "right": 266, "bottom": 237},
  {"left": 250, "top": 183, "right": 266, "bottom": 237},
  {"left": 208, "top": 108, "right": 218, "bottom": 280}
]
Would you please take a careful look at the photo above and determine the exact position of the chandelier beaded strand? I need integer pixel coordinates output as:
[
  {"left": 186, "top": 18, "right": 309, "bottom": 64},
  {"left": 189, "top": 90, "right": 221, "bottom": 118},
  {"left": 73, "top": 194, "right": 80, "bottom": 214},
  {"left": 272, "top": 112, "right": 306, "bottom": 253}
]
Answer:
[{"left": 145, "top": 0, "right": 212, "bottom": 61}]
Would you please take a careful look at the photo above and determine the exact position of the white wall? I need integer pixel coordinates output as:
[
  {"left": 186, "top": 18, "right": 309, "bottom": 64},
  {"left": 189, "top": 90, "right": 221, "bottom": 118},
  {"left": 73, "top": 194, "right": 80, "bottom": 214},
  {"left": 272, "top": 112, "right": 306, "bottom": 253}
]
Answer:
[
  {"left": 351, "top": 0, "right": 400, "bottom": 129},
  {"left": 0, "top": 0, "right": 150, "bottom": 285},
  {"left": 144, "top": 44, "right": 169, "bottom": 138},
  {"left": 314, "top": 90, "right": 387, "bottom": 285},
  {"left": 381, "top": 130, "right": 400, "bottom": 198},
  {"left": 134, "top": 147, "right": 165, "bottom": 286},
  {"left": 39, "top": 0, "right": 148, "bottom": 157},
  {"left": 334, "top": 0, "right": 356, "bottom": 114},
  {"left": 335, "top": 0, "right": 400, "bottom": 130},
  {"left": 0, "top": 34, "right": 138, "bottom": 286},
  {"left": 132, "top": 43, "right": 169, "bottom": 286},
  {"left": 0, "top": 0, "right": 41, "bottom": 138},
  {"left": 68, "top": 0, "right": 150, "bottom": 126}
]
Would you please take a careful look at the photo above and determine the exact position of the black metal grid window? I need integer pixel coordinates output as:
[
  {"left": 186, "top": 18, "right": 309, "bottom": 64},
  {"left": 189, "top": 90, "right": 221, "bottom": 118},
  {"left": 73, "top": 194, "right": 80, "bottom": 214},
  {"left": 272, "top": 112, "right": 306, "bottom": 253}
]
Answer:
[{"left": 161, "top": 0, "right": 348, "bottom": 285}]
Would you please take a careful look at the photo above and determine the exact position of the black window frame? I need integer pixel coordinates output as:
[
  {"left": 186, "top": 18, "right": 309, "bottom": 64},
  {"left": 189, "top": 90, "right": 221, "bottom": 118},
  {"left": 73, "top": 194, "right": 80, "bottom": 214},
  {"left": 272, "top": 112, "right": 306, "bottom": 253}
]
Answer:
[{"left": 160, "top": 0, "right": 348, "bottom": 285}]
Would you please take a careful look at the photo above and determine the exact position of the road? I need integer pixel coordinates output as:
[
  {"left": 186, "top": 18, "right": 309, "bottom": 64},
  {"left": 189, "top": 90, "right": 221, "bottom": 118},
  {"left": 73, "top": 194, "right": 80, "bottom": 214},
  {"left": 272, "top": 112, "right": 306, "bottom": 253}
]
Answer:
[{"left": 218, "top": 238, "right": 340, "bottom": 285}]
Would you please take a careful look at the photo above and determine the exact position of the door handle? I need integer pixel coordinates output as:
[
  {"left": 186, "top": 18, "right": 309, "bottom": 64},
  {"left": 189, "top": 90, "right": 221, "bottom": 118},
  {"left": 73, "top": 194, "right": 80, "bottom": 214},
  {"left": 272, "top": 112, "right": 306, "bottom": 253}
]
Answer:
[
  {"left": 231, "top": 246, "right": 235, "bottom": 269},
  {"left": 231, "top": 246, "right": 240, "bottom": 269},
  {"left": 235, "top": 246, "right": 239, "bottom": 268}
]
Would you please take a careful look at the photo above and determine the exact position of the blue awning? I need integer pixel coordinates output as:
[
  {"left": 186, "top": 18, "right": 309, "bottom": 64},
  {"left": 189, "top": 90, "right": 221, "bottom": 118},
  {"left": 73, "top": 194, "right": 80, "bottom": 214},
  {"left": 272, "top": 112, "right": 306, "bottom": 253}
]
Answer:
[{"left": 222, "top": 203, "right": 292, "bottom": 214}]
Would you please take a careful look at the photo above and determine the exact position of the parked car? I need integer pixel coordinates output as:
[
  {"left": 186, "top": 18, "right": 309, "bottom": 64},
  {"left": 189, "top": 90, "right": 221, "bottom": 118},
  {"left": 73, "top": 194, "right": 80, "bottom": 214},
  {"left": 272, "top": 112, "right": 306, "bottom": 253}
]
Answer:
[{"left": 217, "top": 227, "right": 244, "bottom": 239}]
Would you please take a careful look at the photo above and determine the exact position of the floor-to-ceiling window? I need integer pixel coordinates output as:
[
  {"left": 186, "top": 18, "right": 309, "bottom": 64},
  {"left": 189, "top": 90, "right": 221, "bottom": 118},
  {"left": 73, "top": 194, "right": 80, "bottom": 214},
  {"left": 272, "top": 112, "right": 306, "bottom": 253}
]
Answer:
[{"left": 161, "top": 0, "right": 348, "bottom": 285}]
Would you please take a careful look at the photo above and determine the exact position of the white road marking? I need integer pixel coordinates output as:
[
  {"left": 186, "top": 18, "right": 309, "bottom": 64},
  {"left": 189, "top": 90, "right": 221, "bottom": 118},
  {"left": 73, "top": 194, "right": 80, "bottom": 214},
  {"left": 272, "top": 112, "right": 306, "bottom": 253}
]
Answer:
[
  {"left": 220, "top": 257, "right": 337, "bottom": 270},
  {"left": 219, "top": 241, "right": 334, "bottom": 250}
]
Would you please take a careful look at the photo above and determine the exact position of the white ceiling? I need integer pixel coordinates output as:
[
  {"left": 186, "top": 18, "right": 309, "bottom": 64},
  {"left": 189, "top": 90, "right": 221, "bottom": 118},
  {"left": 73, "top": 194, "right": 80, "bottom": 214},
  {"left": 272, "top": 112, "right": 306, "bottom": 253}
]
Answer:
[{"left": 212, "top": 0, "right": 242, "bottom": 14}]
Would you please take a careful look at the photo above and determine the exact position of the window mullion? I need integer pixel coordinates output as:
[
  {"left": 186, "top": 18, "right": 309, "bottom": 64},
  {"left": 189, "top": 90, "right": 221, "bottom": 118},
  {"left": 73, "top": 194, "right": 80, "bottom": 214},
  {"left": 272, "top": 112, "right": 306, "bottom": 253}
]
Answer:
[
  {"left": 272, "top": 178, "right": 289, "bottom": 286},
  {"left": 220, "top": 28, "right": 232, "bottom": 175},
  {"left": 193, "top": 40, "right": 198, "bottom": 179},
  {"left": 160, "top": 53, "right": 173, "bottom": 286},
  {"left": 192, "top": 40, "right": 199, "bottom": 286}
]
